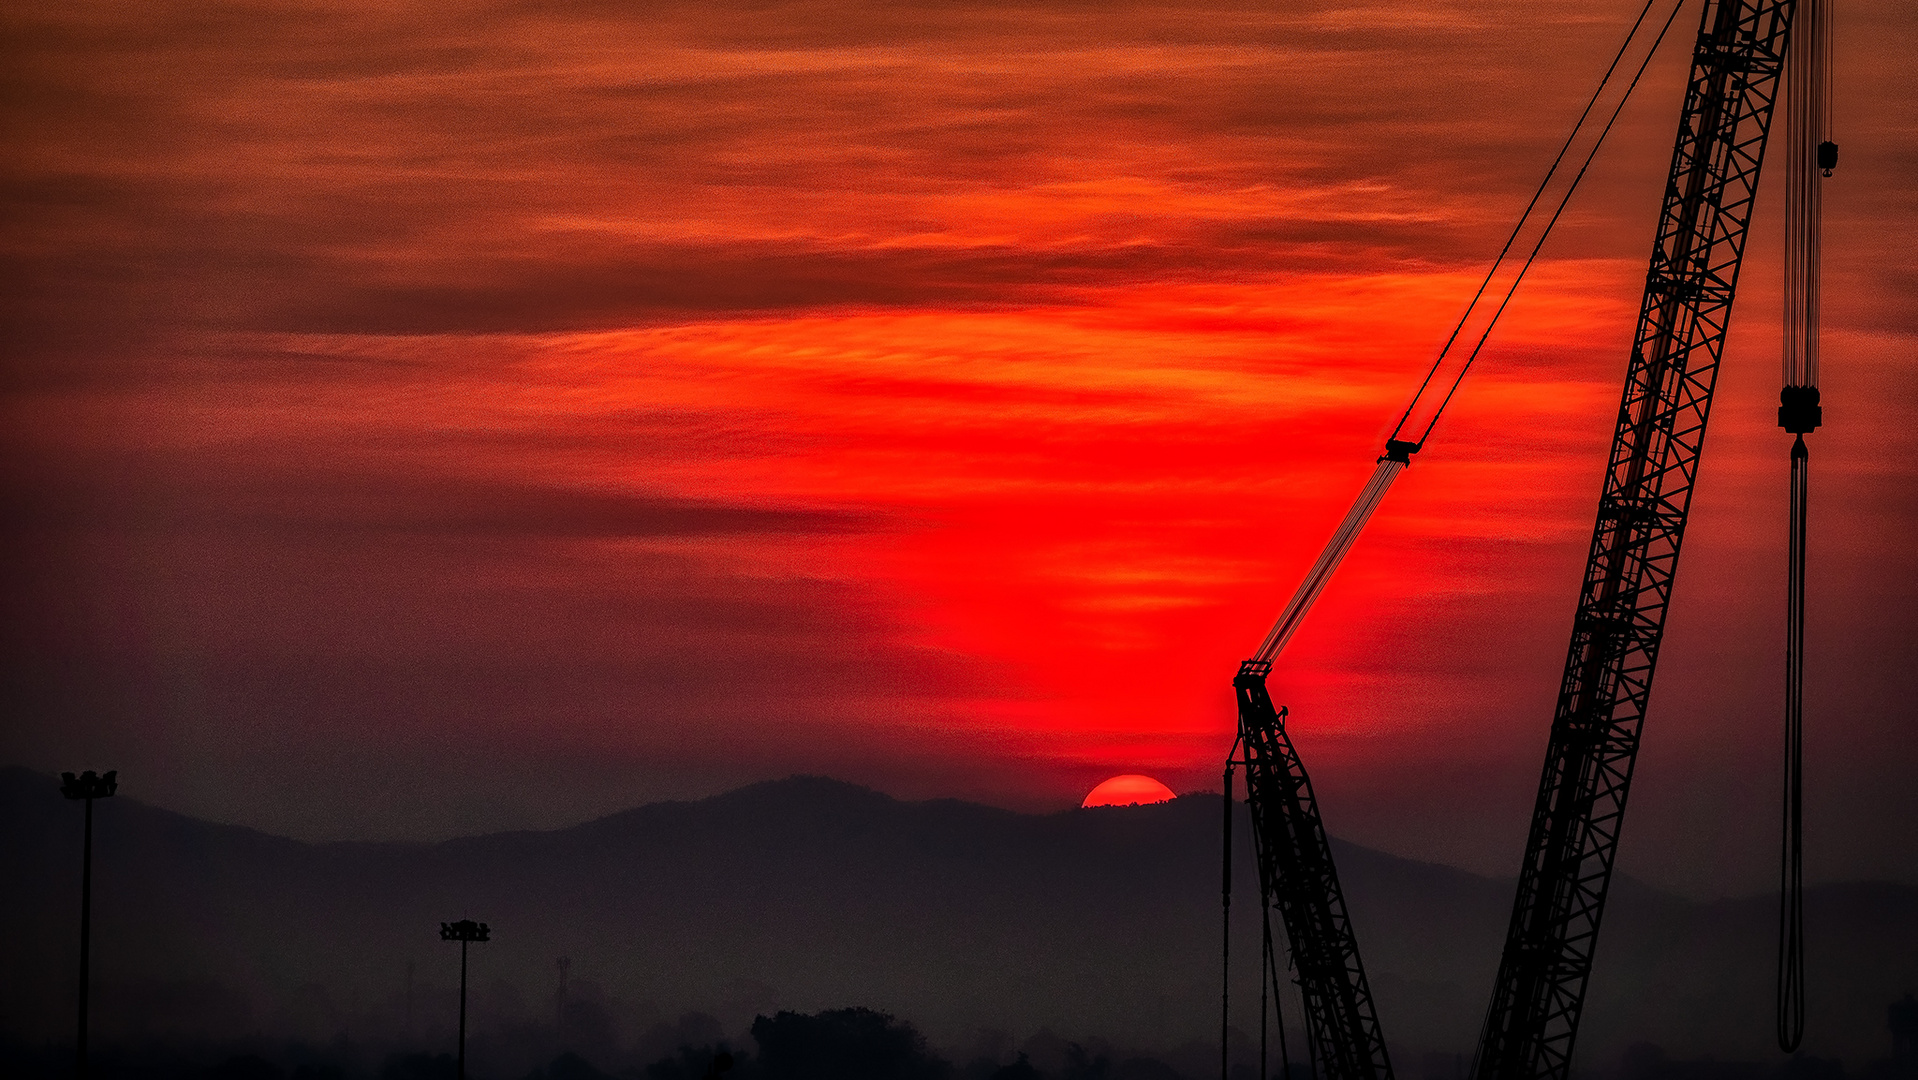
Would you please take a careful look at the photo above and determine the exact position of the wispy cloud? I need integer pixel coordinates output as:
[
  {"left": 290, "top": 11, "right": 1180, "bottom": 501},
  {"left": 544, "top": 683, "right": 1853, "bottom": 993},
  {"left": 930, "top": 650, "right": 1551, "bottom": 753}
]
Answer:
[{"left": 2, "top": 0, "right": 1913, "bottom": 887}]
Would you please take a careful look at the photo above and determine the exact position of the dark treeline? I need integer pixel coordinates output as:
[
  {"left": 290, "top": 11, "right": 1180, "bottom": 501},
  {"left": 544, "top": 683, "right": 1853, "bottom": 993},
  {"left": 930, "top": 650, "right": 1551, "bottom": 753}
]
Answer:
[
  {"left": 4, "top": 1004, "right": 1916, "bottom": 1080},
  {"left": 0, "top": 1006, "right": 1170, "bottom": 1080}
]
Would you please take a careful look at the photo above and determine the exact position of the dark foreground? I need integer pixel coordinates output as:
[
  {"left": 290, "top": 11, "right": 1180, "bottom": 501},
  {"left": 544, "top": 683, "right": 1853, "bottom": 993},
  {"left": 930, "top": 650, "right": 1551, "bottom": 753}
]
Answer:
[
  {"left": 6, "top": 770, "right": 1915, "bottom": 1077},
  {"left": 4, "top": 1003, "right": 1916, "bottom": 1080}
]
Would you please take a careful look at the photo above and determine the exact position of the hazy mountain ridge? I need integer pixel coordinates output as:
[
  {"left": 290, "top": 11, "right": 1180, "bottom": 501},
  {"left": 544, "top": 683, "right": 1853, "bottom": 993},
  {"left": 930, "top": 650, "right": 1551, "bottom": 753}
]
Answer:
[{"left": 2, "top": 767, "right": 1911, "bottom": 1074}]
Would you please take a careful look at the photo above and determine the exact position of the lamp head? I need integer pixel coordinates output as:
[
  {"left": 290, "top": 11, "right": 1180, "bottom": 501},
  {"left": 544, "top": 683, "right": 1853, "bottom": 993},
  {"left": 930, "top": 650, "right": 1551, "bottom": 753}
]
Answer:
[
  {"left": 60, "top": 770, "right": 118, "bottom": 800},
  {"left": 440, "top": 919, "right": 491, "bottom": 942}
]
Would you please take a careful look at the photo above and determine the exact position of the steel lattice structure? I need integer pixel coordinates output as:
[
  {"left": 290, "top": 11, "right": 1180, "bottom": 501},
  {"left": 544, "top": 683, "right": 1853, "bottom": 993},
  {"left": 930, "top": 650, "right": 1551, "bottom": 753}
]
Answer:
[
  {"left": 1236, "top": 659, "right": 1393, "bottom": 1080},
  {"left": 1473, "top": 2, "right": 1798, "bottom": 1077}
]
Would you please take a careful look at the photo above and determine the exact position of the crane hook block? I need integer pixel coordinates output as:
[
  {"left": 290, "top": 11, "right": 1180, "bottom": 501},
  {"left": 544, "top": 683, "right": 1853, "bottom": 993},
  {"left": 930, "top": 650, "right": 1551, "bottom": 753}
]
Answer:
[
  {"left": 1779, "top": 385, "right": 1822, "bottom": 434},
  {"left": 1381, "top": 439, "right": 1420, "bottom": 465},
  {"left": 1817, "top": 141, "right": 1838, "bottom": 176}
]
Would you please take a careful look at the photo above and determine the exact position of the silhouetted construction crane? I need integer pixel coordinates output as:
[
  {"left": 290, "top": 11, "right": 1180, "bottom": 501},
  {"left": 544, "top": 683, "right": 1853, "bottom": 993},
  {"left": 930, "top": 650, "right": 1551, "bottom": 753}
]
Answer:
[{"left": 1223, "top": 1, "right": 1821, "bottom": 1078}]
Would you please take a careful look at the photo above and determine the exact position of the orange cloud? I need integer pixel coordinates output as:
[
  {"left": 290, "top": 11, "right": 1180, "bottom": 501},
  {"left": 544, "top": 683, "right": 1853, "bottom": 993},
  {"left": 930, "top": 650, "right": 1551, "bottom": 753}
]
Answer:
[{"left": 2, "top": 0, "right": 1912, "bottom": 893}]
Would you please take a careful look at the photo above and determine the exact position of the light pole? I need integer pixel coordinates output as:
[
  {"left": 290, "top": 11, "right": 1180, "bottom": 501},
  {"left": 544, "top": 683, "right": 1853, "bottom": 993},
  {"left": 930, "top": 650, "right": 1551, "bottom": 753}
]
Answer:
[
  {"left": 554, "top": 956, "right": 570, "bottom": 1053},
  {"left": 60, "top": 769, "right": 116, "bottom": 1080},
  {"left": 440, "top": 919, "right": 489, "bottom": 1080}
]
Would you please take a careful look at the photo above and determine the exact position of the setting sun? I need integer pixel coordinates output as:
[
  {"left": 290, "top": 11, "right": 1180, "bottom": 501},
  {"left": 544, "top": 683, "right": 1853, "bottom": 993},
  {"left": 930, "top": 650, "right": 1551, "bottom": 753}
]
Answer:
[{"left": 1081, "top": 775, "right": 1178, "bottom": 808}]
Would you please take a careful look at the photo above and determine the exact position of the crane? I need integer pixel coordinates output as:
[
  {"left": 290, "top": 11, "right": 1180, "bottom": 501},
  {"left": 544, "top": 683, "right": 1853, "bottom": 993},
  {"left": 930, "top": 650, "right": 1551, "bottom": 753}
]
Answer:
[
  {"left": 1478, "top": 0, "right": 1801, "bottom": 1073},
  {"left": 1224, "top": 1, "right": 1809, "bottom": 1078},
  {"left": 1225, "top": 446, "right": 1410, "bottom": 1080}
]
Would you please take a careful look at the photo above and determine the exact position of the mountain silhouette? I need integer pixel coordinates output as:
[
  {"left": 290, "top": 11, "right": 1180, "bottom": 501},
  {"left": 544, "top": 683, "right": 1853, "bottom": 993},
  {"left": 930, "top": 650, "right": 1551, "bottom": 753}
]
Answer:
[{"left": 2, "top": 767, "right": 1911, "bottom": 1073}]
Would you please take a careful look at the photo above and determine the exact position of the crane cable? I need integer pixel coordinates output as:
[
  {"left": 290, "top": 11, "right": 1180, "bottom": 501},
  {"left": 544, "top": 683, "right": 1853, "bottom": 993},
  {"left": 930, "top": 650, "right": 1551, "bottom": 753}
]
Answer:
[
  {"left": 1223, "top": 753, "right": 1236, "bottom": 1080},
  {"left": 1389, "top": 0, "right": 1687, "bottom": 450},
  {"left": 1263, "top": 902, "right": 1297, "bottom": 1080},
  {"left": 1224, "top": 744, "right": 1304, "bottom": 1080},
  {"left": 1778, "top": 0, "right": 1834, "bottom": 1054},
  {"left": 1223, "top": 740, "right": 1306, "bottom": 1080},
  {"left": 1250, "top": 0, "right": 1685, "bottom": 669}
]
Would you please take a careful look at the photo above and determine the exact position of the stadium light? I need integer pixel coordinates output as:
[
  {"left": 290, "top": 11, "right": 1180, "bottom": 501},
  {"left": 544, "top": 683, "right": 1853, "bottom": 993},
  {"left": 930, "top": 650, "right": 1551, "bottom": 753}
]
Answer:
[
  {"left": 440, "top": 919, "right": 490, "bottom": 1080},
  {"left": 60, "top": 769, "right": 117, "bottom": 1080}
]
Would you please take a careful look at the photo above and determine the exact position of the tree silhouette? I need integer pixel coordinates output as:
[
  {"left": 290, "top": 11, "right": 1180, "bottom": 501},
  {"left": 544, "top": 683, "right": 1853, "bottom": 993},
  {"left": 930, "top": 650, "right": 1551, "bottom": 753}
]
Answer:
[
  {"left": 380, "top": 1053, "right": 457, "bottom": 1080},
  {"left": 644, "top": 1045, "right": 743, "bottom": 1080},
  {"left": 751, "top": 1007, "right": 948, "bottom": 1080},
  {"left": 1061, "top": 1044, "right": 1110, "bottom": 1080}
]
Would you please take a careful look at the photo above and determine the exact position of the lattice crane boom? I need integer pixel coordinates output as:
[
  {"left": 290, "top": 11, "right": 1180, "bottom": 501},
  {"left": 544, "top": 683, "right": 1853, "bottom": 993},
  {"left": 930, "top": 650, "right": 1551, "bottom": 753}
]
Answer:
[{"left": 1474, "top": 3, "right": 1797, "bottom": 1075}]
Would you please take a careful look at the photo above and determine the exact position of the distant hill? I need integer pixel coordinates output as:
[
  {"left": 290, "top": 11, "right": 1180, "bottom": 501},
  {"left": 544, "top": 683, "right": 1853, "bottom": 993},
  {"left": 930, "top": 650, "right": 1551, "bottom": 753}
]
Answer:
[{"left": 1, "top": 767, "right": 1911, "bottom": 1076}]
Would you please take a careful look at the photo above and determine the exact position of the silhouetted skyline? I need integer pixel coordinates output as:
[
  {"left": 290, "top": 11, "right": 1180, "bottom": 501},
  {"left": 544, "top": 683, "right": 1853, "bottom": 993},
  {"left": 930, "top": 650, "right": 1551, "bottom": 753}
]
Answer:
[{"left": 3, "top": 768, "right": 1912, "bottom": 1076}]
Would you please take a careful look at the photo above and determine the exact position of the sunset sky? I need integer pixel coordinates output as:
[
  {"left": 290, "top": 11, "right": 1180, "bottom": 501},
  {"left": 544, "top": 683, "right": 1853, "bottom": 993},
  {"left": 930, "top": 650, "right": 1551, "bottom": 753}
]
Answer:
[{"left": 3, "top": 0, "right": 1912, "bottom": 897}]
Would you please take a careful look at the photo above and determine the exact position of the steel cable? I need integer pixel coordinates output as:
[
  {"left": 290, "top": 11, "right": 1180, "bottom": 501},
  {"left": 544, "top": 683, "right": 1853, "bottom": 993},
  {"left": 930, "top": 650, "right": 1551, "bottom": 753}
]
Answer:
[
  {"left": 1265, "top": 905, "right": 1297, "bottom": 1080},
  {"left": 1389, "top": 0, "right": 1677, "bottom": 447},
  {"left": 1409, "top": 0, "right": 1688, "bottom": 449},
  {"left": 1777, "top": 0, "right": 1831, "bottom": 1053},
  {"left": 1779, "top": 436, "right": 1808, "bottom": 1052},
  {"left": 1256, "top": 0, "right": 1686, "bottom": 669},
  {"left": 1224, "top": 758, "right": 1236, "bottom": 1080},
  {"left": 1253, "top": 458, "right": 1405, "bottom": 664}
]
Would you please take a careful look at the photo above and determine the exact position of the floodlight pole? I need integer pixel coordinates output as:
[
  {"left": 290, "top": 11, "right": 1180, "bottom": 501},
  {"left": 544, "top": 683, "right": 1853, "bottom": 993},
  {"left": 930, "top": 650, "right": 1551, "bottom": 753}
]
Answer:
[
  {"left": 440, "top": 919, "right": 490, "bottom": 1080},
  {"left": 555, "top": 956, "right": 571, "bottom": 1052},
  {"left": 61, "top": 770, "right": 116, "bottom": 1080}
]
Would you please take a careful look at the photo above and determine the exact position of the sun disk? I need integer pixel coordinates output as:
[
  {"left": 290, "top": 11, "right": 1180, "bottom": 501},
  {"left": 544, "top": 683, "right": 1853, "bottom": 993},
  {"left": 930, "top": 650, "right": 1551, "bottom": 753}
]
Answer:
[{"left": 1082, "top": 774, "right": 1177, "bottom": 808}]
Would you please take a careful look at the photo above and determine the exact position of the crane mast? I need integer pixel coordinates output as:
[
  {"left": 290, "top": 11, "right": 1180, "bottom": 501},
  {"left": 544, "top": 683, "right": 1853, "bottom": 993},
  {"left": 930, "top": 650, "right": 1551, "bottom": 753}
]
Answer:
[{"left": 1475, "top": 2, "right": 1796, "bottom": 1075}]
